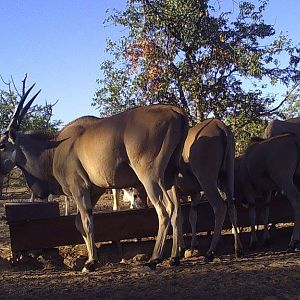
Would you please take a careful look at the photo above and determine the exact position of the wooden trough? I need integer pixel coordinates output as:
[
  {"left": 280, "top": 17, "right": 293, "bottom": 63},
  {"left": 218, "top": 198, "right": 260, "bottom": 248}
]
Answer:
[{"left": 4, "top": 195, "right": 294, "bottom": 256}]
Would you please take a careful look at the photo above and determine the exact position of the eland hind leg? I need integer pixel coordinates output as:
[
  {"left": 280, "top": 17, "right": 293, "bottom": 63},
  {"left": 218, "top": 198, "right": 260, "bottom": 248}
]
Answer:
[
  {"left": 197, "top": 177, "right": 227, "bottom": 262},
  {"left": 141, "top": 178, "right": 171, "bottom": 269},
  {"left": 261, "top": 192, "right": 271, "bottom": 247},
  {"left": 130, "top": 145, "right": 184, "bottom": 268},
  {"left": 133, "top": 172, "right": 181, "bottom": 269},
  {"left": 130, "top": 125, "right": 185, "bottom": 269},
  {"left": 165, "top": 185, "right": 183, "bottom": 265},
  {"left": 204, "top": 186, "right": 227, "bottom": 261},
  {"left": 189, "top": 193, "right": 202, "bottom": 250},
  {"left": 220, "top": 180, "right": 243, "bottom": 257}
]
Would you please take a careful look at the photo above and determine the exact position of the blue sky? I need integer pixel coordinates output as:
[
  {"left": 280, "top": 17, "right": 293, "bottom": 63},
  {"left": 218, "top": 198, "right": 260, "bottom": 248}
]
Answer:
[{"left": 1, "top": 0, "right": 299, "bottom": 125}]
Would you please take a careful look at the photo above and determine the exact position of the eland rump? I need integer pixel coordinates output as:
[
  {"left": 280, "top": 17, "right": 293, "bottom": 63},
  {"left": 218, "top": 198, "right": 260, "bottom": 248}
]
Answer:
[{"left": 0, "top": 83, "right": 188, "bottom": 272}]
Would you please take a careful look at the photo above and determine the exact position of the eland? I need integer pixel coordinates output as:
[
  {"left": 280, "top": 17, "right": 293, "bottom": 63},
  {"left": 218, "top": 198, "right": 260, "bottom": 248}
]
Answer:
[
  {"left": 177, "top": 119, "right": 243, "bottom": 260},
  {"left": 235, "top": 134, "right": 300, "bottom": 251},
  {"left": 0, "top": 81, "right": 188, "bottom": 271}
]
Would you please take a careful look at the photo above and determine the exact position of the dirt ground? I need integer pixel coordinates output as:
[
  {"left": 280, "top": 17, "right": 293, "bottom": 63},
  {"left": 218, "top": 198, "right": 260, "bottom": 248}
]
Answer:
[{"left": 1, "top": 190, "right": 300, "bottom": 299}]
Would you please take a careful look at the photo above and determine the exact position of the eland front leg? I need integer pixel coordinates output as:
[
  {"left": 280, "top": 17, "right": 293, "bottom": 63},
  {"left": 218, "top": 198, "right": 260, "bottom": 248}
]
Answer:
[
  {"left": 278, "top": 180, "right": 300, "bottom": 252},
  {"left": 246, "top": 196, "right": 257, "bottom": 250},
  {"left": 72, "top": 188, "right": 97, "bottom": 272},
  {"left": 112, "top": 189, "right": 121, "bottom": 211},
  {"left": 189, "top": 193, "right": 202, "bottom": 250}
]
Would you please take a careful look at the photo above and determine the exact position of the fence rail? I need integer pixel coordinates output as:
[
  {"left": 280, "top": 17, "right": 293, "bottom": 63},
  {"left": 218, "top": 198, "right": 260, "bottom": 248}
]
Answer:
[{"left": 5, "top": 195, "right": 293, "bottom": 254}]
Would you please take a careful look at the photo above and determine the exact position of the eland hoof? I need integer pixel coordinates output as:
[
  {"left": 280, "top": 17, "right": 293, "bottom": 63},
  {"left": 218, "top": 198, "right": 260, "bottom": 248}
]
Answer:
[
  {"left": 204, "top": 251, "right": 215, "bottom": 263},
  {"left": 82, "top": 261, "right": 96, "bottom": 273},
  {"left": 287, "top": 246, "right": 295, "bottom": 253},
  {"left": 144, "top": 259, "right": 162, "bottom": 270},
  {"left": 169, "top": 257, "right": 180, "bottom": 267},
  {"left": 287, "top": 240, "right": 300, "bottom": 253},
  {"left": 179, "top": 248, "right": 187, "bottom": 258}
]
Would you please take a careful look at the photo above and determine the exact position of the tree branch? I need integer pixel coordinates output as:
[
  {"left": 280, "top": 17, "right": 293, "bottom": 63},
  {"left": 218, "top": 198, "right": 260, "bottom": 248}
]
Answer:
[
  {"left": 259, "top": 81, "right": 300, "bottom": 116},
  {"left": 11, "top": 75, "right": 22, "bottom": 98},
  {"left": 0, "top": 75, "right": 12, "bottom": 94}
]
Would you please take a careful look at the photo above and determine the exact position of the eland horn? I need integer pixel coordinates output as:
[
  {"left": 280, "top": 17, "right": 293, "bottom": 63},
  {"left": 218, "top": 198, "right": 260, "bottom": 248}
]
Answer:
[{"left": 7, "top": 83, "right": 41, "bottom": 131}]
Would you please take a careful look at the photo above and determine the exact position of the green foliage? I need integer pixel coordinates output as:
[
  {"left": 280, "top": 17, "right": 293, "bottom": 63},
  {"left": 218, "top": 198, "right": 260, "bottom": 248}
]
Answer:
[
  {"left": 94, "top": 0, "right": 300, "bottom": 153},
  {"left": 0, "top": 88, "right": 62, "bottom": 133},
  {"left": 0, "top": 90, "right": 16, "bottom": 130},
  {"left": 279, "top": 89, "right": 300, "bottom": 119},
  {"left": 226, "top": 113, "right": 266, "bottom": 154}
]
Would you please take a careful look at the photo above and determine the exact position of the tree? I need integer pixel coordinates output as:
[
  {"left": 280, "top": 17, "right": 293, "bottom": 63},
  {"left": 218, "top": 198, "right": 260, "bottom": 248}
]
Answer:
[
  {"left": 94, "top": 0, "right": 300, "bottom": 153},
  {"left": 0, "top": 76, "right": 62, "bottom": 132}
]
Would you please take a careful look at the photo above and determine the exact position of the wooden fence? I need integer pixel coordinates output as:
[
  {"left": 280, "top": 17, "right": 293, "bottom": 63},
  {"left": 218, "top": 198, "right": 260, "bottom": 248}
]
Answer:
[{"left": 4, "top": 195, "right": 294, "bottom": 255}]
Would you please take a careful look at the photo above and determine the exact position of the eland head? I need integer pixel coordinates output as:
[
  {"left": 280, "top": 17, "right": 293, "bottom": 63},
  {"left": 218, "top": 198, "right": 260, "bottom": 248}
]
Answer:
[{"left": 0, "top": 81, "right": 40, "bottom": 178}]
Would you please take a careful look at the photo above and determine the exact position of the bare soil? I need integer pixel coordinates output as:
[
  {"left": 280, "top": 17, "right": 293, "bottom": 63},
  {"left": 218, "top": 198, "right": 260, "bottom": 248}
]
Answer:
[{"left": 1, "top": 190, "right": 300, "bottom": 299}]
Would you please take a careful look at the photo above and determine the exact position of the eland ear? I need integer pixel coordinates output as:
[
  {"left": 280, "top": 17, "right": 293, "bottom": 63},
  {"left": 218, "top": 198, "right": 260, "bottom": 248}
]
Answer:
[{"left": 8, "top": 129, "right": 16, "bottom": 144}]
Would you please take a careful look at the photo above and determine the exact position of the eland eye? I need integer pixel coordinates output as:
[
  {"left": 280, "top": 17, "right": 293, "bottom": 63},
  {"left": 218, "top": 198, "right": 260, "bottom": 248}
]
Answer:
[{"left": 0, "top": 144, "right": 5, "bottom": 150}]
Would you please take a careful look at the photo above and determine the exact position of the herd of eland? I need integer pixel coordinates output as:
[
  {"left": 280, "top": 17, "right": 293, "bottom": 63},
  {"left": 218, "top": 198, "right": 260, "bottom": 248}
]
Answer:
[{"left": 0, "top": 80, "right": 299, "bottom": 272}]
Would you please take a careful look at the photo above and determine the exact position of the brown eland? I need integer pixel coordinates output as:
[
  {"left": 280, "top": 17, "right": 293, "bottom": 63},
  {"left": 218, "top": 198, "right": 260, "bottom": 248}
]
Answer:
[
  {"left": 235, "top": 134, "right": 300, "bottom": 251},
  {"left": 177, "top": 118, "right": 243, "bottom": 260},
  {"left": 264, "top": 117, "right": 300, "bottom": 138},
  {"left": 255, "top": 115, "right": 300, "bottom": 247},
  {"left": 0, "top": 81, "right": 188, "bottom": 272}
]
